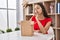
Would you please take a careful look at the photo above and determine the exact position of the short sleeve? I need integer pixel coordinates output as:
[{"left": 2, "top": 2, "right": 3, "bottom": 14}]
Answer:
[
  {"left": 31, "top": 16, "right": 35, "bottom": 21},
  {"left": 47, "top": 18, "right": 52, "bottom": 22}
]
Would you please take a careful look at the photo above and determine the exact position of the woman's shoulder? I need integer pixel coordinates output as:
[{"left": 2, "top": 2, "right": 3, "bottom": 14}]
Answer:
[
  {"left": 31, "top": 16, "right": 35, "bottom": 21},
  {"left": 45, "top": 17, "right": 52, "bottom": 22},
  {"left": 31, "top": 16, "right": 36, "bottom": 19},
  {"left": 32, "top": 15, "right": 35, "bottom": 17},
  {"left": 46, "top": 17, "right": 52, "bottom": 20}
]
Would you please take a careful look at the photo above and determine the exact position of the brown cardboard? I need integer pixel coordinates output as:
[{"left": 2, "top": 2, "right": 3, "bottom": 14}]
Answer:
[{"left": 21, "top": 21, "right": 34, "bottom": 36}]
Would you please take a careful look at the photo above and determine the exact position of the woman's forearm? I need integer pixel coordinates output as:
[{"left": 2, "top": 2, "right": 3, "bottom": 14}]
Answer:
[{"left": 36, "top": 17, "right": 47, "bottom": 34}]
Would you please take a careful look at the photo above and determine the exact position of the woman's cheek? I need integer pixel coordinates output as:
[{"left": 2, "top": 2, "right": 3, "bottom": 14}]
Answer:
[{"left": 38, "top": 10, "right": 42, "bottom": 14}]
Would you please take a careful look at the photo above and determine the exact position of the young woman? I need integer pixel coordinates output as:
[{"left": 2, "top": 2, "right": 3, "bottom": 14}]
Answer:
[{"left": 23, "top": 2, "right": 52, "bottom": 34}]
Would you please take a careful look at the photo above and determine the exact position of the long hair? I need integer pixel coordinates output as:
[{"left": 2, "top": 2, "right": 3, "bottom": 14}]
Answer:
[
  {"left": 35, "top": 3, "right": 53, "bottom": 26},
  {"left": 35, "top": 3, "right": 50, "bottom": 18}
]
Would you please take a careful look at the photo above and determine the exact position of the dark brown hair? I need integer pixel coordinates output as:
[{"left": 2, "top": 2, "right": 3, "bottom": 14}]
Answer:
[
  {"left": 35, "top": 3, "right": 50, "bottom": 18},
  {"left": 35, "top": 3, "right": 53, "bottom": 26}
]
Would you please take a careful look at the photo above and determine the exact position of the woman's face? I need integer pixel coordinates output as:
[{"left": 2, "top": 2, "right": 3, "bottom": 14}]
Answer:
[{"left": 34, "top": 4, "right": 42, "bottom": 15}]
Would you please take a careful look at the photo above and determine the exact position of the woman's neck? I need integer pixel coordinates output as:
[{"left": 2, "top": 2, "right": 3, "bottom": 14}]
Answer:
[{"left": 37, "top": 14, "right": 45, "bottom": 20}]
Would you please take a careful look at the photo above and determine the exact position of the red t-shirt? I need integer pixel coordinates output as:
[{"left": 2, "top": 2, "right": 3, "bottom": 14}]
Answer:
[{"left": 31, "top": 16, "right": 52, "bottom": 33}]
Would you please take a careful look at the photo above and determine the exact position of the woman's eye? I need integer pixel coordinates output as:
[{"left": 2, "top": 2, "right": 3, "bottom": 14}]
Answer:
[
  {"left": 37, "top": 7, "right": 39, "bottom": 9},
  {"left": 34, "top": 7, "right": 40, "bottom": 10}
]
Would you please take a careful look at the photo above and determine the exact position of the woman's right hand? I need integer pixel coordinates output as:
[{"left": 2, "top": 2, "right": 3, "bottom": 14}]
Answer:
[
  {"left": 22, "top": 1, "right": 28, "bottom": 8},
  {"left": 29, "top": 21, "right": 34, "bottom": 26}
]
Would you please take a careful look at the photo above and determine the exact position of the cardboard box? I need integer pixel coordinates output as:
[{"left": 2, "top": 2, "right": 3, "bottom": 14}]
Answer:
[{"left": 21, "top": 21, "right": 34, "bottom": 36}]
